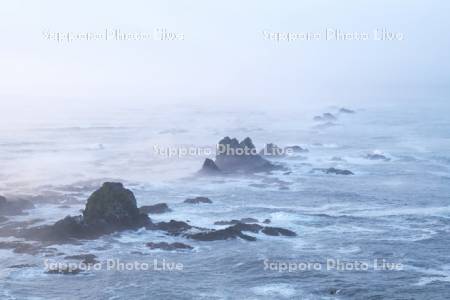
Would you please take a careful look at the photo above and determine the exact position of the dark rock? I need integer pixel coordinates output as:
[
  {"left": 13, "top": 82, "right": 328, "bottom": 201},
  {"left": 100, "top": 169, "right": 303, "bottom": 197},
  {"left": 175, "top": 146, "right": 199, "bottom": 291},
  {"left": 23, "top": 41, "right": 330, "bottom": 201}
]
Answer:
[
  {"left": 365, "top": 153, "right": 390, "bottom": 161},
  {"left": 199, "top": 158, "right": 221, "bottom": 175},
  {"left": 214, "top": 218, "right": 259, "bottom": 226},
  {"left": 189, "top": 226, "right": 257, "bottom": 242},
  {"left": 64, "top": 254, "right": 98, "bottom": 265},
  {"left": 154, "top": 220, "right": 192, "bottom": 235},
  {"left": 184, "top": 197, "right": 212, "bottom": 204},
  {"left": 146, "top": 242, "right": 193, "bottom": 251},
  {"left": 284, "top": 145, "right": 309, "bottom": 154},
  {"left": 8, "top": 264, "right": 38, "bottom": 269},
  {"left": 200, "top": 137, "right": 280, "bottom": 174},
  {"left": 19, "top": 182, "right": 151, "bottom": 243},
  {"left": 314, "top": 113, "right": 337, "bottom": 122},
  {"left": 339, "top": 108, "right": 355, "bottom": 114},
  {"left": 259, "top": 143, "right": 285, "bottom": 157},
  {"left": 0, "top": 196, "right": 34, "bottom": 216},
  {"left": 83, "top": 182, "right": 140, "bottom": 226},
  {"left": 262, "top": 219, "right": 271, "bottom": 224},
  {"left": 261, "top": 227, "right": 297, "bottom": 237},
  {"left": 312, "top": 168, "right": 354, "bottom": 175},
  {"left": 46, "top": 266, "right": 82, "bottom": 275},
  {"left": 139, "top": 203, "right": 171, "bottom": 214}
]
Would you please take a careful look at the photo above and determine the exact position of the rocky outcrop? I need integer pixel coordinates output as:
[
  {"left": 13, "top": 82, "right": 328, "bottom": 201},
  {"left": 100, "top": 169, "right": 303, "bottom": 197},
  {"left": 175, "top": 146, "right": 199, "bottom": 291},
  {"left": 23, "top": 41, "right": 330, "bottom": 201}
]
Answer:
[
  {"left": 188, "top": 223, "right": 296, "bottom": 241},
  {"left": 0, "top": 195, "right": 34, "bottom": 216},
  {"left": 199, "top": 137, "right": 281, "bottom": 174},
  {"left": 139, "top": 203, "right": 171, "bottom": 214},
  {"left": 152, "top": 220, "right": 193, "bottom": 235},
  {"left": 146, "top": 242, "right": 193, "bottom": 251},
  {"left": 312, "top": 168, "right": 354, "bottom": 175},
  {"left": 214, "top": 218, "right": 259, "bottom": 225},
  {"left": 184, "top": 197, "right": 212, "bottom": 204},
  {"left": 20, "top": 182, "right": 151, "bottom": 242}
]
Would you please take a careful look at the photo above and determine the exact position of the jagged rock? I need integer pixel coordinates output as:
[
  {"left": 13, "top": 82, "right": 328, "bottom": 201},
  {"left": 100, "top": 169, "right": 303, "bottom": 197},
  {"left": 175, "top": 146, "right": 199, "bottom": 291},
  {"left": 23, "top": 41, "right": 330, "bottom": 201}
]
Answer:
[
  {"left": 199, "top": 158, "right": 221, "bottom": 175},
  {"left": 259, "top": 143, "right": 285, "bottom": 157},
  {"left": 261, "top": 227, "right": 297, "bottom": 236},
  {"left": 339, "top": 108, "right": 355, "bottom": 114},
  {"left": 0, "top": 196, "right": 34, "bottom": 216},
  {"left": 365, "top": 153, "right": 390, "bottom": 161},
  {"left": 284, "top": 145, "right": 309, "bottom": 154},
  {"left": 312, "top": 168, "right": 354, "bottom": 175},
  {"left": 314, "top": 113, "right": 337, "bottom": 122},
  {"left": 146, "top": 242, "right": 193, "bottom": 251},
  {"left": 200, "top": 137, "right": 279, "bottom": 174},
  {"left": 184, "top": 197, "right": 212, "bottom": 204},
  {"left": 139, "top": 203, "right": 171, "bottom": 214},
  {"left": 64, "top": 254, "right": 98, "bottom": 265},
  {"left": 214, "top": 218, "right": 259, "bottom": 225}
]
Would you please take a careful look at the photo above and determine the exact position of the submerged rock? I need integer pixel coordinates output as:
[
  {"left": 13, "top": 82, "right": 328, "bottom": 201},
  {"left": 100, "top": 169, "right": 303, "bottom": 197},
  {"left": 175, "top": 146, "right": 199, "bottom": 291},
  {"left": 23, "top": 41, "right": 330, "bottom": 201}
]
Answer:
[
  {"left": 64, "top": 254, "right": 98, "bottom": 265},
  {"left": 184, "top": 197, "right": 212, "bottom": 204},
  {"left": 146, "top": 242, "right": 193, "bottom": 251},
  {"left": 339, "top": 108, "right": 355, "bottom": 114},
  {"left": 139, "top": 203, "right": 171, "bottom": 214},
  {"left": 214, "top": 218, "right": 259, "bottom": 225},
  {"left": 312, "top": 168, "right": 354, "bottom": 175},
  {"left": 284, "top": 145, "right": 309, "bottom": 154},
  {"left": 262, "top": 227, "right": 297, "bottom": 236},
  {"left": 0, "top": 195, "right": 34, "bottom": 216},
  {"left": 365, "top": 153, "right": 390, "bottom": 161},
  {"left": 200, "top": 137, "right": 280, "bottom": 174},
  {"left": 153, "top": 220, "right": 192, "bottom": 235},
  {"left": 314, "top": 113, "right": 337, "bottom": 122}
]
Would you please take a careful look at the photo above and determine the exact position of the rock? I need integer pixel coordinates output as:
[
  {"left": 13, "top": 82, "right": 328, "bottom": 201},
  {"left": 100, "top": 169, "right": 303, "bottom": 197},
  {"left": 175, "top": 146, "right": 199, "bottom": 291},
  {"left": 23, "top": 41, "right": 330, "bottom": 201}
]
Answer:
[
  {"left": 200, "top": 137, "right": 279, "bottom": 174},
  {"left": 259, "top": 143, "right": 285, "bottom": 157},
  {"left": 188, "top": 226, "right": 257, "bottom": 242},
  {"left": 64, "top": 254, "right": 98, "bottom": 265},
  {"left": 262, "top": 219, "right": 271, "bottom": 224},
  {"left": 312, "top": 168, "right": 354, "bottom": 175},
  {"left": 314, "top": 113, "right": 337, "bottom": 122},
  {"left": 184, "top": 197, "right": 212, "bottom": 204},
  {"left": 284, "top": 145, "right": 309, "bottom": 154},
  {"left": 83, "top": 182, "right": 141, "bottom": 226},
  {"left": 46, "top": 266, "right": 82, "bottom": 275},
  {"left": 154, "top": 220, "right": 192, "bottom": 235},
  {"left": 214, "top": 218, "right": 259, "bottom": 225},
  {"left": 20, "top": 182, "right": 152, "bottom": 243},
  {"left": 0, "top": 196, "right": 34, "bottom": 216},
  {"left": 188, "top": 223, "right": 296, "bottom": 241},
  {"left": 139, "top": 203, "right": 171, "bottom": 214},
  {"left": 365, "top": 153, "right": 390, "bottom": 161},
  {"left": 199, "top": 158, "right": 221, "bottom": 175},
  {"left": 8, "top": 264, "right": 38, "bottom": 269},
  {"left": 339, "top": 108, "right": 355, "bottom": 114},
  {"left": 0, "top": 241, "right": 46, "bottom": 255},
  {"left": 146, "top": 242, "right": 193, "bottom": 251},
  {"left": 261, "top": 227, "right": 297, "bottom": 237}
]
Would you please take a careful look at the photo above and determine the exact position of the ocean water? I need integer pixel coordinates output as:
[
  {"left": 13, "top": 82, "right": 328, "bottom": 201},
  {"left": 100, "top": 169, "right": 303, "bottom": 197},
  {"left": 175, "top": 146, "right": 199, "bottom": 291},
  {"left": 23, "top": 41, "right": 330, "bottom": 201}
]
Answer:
[{"left": 0, "top": 102, "right": 450, "bottom": 299}]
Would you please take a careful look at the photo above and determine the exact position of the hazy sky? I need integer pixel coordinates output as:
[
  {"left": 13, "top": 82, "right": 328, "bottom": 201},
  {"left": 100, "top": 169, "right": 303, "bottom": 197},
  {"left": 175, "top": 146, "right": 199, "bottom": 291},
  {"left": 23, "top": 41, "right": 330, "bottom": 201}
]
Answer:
[{"left": 1, "top": 0, "right": 449, "bottom": 110}]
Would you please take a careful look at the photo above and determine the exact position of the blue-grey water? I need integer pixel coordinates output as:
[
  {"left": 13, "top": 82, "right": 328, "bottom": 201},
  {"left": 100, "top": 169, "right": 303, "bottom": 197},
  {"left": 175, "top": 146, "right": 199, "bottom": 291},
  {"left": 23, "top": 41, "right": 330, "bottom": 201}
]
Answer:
[{"left": 0, "top": 102, "right": 450, "bottom": 299}]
